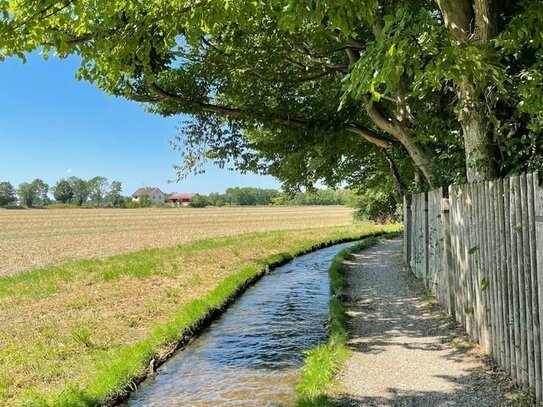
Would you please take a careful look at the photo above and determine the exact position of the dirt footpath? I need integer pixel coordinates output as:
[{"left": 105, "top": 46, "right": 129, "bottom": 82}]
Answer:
[{"left": 336, "top": 238, "right": 532, "bottom": 407}]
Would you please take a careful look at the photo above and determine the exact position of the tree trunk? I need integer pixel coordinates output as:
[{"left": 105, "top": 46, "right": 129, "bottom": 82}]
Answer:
[
  {"left": 365, "top": 99, "right": 437, "bottom": 187},
  {"left": 382, "top": 150, "right": 407, "bottom": 197},
  {"left": 396, "top": 131, "right": 436, "bottom": 188},
  {"left": 437, "top": 0, "right": 500, "bottom": 182},
  {"left": 458, "top": 81, "right": 498, "bottom": 182}
]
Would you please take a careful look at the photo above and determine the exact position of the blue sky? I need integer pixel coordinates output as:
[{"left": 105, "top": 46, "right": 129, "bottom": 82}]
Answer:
[{"left": 0, "top": 54, "right": 280, "bottom": 195}]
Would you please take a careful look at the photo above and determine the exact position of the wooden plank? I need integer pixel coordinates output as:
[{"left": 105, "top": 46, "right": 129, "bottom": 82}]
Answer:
[
  {"left": 510, "top": 176, "right": 522, "bottom": 380},
  {"left": 410, "top": 194, "right": 417, "bottom": 274},
  {"left": 494, "top": 178, "right": 505, "bottom": 369},
  {"left": 504, "top": 178, "right": 517, "bottom": 378},
  {"left": 480, "top": 181, "right": 491, "bottom": 352},
  {"left": 424, "top": 192, "right": 430, "bottom": 286},
  {"left": 514, "top": 175, "right": 529, "bottom": 386},
  {"left": 443, "top": 197, "right": 454, "bottom": 315},
  {"left": 427, "top": 190, "right": 437, "bottom": 294},
  {"left": 486, "top": 180, "right": 497, "bottom": 358},
  {"left": 455, "top": 185, "right": 464, "bottom": 327},
  {"left": 533, "top": 173, "right": 543, "bottom": 399},
  {"left": 428, "top": 188, "right": 444, "bottom": 301},
  {"left": 521, "top": 173, "right": 534, "bottom": 389},
  {"left": 495, "top": 179, "right": 511, "bottom": 372},
  {"left": 404, "top": 195, "right": 411, "bottom": 266},
  {"left": 491, "top": 179, "right": 505, "bottom": 368},
  {"left": 474, "top": 181, "right": 485, "bottom": 348},
  {"left": 528, "top": 172, "right": 542, "bottom": 400},
  {"left": 467, "top": 183, "right": 478, "bottom": 341},
  {"left": 498, "top": 178, "right": 510, "bottom": 375},
  {"left": 464, "top": 183, "right": 471, "bottom": 335},
  {"left": 450, "top": 185, "right": 461, "bottom": 324}
]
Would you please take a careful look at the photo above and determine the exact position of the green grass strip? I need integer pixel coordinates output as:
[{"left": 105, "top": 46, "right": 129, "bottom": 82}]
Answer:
[
  {"left": 24, "top": 226, "right": 400, "bottom": 407},
  {"left": 295, "top": 233, "right": 398, "bottom": 407}
]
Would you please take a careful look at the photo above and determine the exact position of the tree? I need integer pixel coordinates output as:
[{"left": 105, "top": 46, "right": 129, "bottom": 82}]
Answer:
[
  {"left": 0, "top": 182, "right": 16, "bottom": 206},
  {"left": 68, "top": 177, "right": 90, "bottom": 206},
  {"left": 107, "top": 180, "right": 123, "bottom": 207},
  {"left": 207, "top": 192, "right": 225, "bottom": 207},
  {"left": 189, "top": 194, "right": 208, "bottom": 208},
  {"left": 53, "top": 179, "right": 74, "bottom": 204},
  {"left": 88, "top": 176, "right": 109, "bottom": 206},
  {"left": 17, "top": 182, "right": 37, "bottom": 207},
  {"left": 138, "top": 196, "right": 151, "bottom": 208},
  {"left": 2, "top": 1, "right": 542, "bottom": 190},
  {"left": 31, "top": 179, "right": 49, "bottom": 206}
]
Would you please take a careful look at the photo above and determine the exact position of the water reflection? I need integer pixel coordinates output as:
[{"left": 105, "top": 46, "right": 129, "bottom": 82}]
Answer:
[{"left": 127, "top": 242, "right": 357, "bottom": 407}]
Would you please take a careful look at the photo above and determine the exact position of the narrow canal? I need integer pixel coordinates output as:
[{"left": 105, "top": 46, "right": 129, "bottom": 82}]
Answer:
[{"left": 126, "top": 241, "right": 358, "bottom": 407}]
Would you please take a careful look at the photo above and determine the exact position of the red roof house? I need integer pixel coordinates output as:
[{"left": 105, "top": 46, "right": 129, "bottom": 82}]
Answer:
[{"left": 169, "top": 193, "right": 196, "bottom": 206}]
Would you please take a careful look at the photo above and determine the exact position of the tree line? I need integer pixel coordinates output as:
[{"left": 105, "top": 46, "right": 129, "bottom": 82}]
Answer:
[
  {"left": 190, "top": 188, "right": 351, "bottom": 207},
  {"left": 0, "top": 177, "right": 123, "bottom": 208},
  {"left": 0, "top": 181, "right": 360, "bottom": 211}
]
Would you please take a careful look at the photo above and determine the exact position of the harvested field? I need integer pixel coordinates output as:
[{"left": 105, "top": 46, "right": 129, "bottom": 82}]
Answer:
[
  {"left": 0, "top": 206, "right": 353, "bottom": 276},
  {"left": 0, "top": 223, "right": 400, "bottom": 406}
]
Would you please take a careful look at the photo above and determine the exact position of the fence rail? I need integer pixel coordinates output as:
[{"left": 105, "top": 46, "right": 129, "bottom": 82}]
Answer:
[{"left": 404, "top": 171, "right": 543, "bottom": 399}]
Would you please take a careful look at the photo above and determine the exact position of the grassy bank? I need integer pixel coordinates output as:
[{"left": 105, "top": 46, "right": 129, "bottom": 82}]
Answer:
[
  {"left": 0, "top": 223, "right": 400, "bottom": 406},
  {"left": 295, "top": 234, "right": 396, "bottom": 406}
]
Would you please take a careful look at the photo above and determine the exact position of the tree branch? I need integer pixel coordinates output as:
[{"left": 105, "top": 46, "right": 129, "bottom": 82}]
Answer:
[{"left": 133, "top": 83, "right": 396, "bottom": 149}]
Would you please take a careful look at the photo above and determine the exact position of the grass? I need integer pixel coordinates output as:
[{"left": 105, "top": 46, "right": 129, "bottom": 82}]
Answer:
[
  {"left": 0, "top": 223, "right": 401, "bottom": 406},
  {"left": 295, "top": 234, "right": 397, "bottom": 406}
]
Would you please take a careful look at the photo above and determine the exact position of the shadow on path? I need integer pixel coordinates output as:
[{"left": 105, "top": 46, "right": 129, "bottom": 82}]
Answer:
[{"left": 336, "top": 238, "right": 522, "bottom": 407}]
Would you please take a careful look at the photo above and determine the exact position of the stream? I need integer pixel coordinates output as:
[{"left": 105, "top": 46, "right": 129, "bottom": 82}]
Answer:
[{"left": 125, "top": 241, "right": 357, "bottom": 406}]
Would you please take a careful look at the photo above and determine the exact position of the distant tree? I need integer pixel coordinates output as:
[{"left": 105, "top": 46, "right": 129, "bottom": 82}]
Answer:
[
  {"left": 31, "top": 178, "right": 49, "bottom": 206},
  {"left": 189, "top": 194, "right": 208, "bottom": 208},
  {"left": 122, "top": 196, "right": 139, "bottom": 209},
  {"left": 0, "top": 182, "right": 16, "bottom": 206},
  {"left": 68, "top": 177, "right": 90, "bottom": 206},
  {"left": 17, "top": 182, "right": 37, "bottom": 207},
  {"left": 274, "top": 189, "right": 349, "bottom": 205},
  {"left": 107, "top": 180, "right": 123, "bottom": 207},
  {"left": 53, "top": 179, "right": 74, "bottom": 203},
  {"left": 88, "top": 176, "right": 109, "bottom": 206},
  {"left": 224, "top": 187, "right": 279, "bottom": 206},
  {"left": 351, "top": 187, "right": 400, "bottom": 224},
  {"left": 207, "top": 192, "right": 225, "bottom": 207},
  {"left": 138, "top": 196, "right": 151, "bottom": 208}
]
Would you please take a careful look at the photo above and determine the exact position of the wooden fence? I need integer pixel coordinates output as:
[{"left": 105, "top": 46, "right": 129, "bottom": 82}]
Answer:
[{"left": 404, "top": 172, "right": 543, "bottom": 399}]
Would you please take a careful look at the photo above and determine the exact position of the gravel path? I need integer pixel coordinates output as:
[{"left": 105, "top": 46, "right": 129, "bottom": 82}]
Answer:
[{"left": 336, "top": 238, "right": 520, "bottom": 407}]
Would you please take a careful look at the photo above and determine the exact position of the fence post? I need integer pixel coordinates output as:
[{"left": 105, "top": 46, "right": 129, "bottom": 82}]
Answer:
[
  {"left": 404, "top": 195, "right": 412, "bottom": 267},
  {"left": 442, "top": 197, "right": 454, "bottom": 316},
  {"left": 533, "top": 173, "right": 543, "bottom": 400},
  {"left": 424, "top": 193, "right": 429, "bottom": 287}
]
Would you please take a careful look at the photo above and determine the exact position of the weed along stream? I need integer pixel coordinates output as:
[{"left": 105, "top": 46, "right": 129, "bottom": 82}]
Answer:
[{"left": 125, "top": 241, "right": 358, "bottom": 406}]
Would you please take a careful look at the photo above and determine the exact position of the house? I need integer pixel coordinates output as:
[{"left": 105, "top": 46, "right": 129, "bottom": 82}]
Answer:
[
  {"left": 132, "top": 187, "right": 165, "bottom": 205},
  {"left": 169, "top": 193, "right": 196, "bottom": 207}
]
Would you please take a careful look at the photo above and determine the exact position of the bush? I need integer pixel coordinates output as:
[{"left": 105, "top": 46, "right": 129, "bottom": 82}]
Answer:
[
  {"left": 189, "top": 194, "right": 208, "bottom": 208},
  {"left": 350, "top": 188, "right": 401, "bottom": 224}
]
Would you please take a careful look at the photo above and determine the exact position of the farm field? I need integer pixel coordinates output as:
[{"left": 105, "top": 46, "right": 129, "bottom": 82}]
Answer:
[
  {"left": 0, "top": 206, "right": 353, "bottom": 276},
  {"left": 0, "top": 220, "right": 400, "bottom": 406}
]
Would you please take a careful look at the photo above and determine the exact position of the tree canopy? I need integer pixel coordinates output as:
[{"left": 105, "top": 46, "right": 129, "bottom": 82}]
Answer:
[{"left": 1, "top": 0, "right": 542, "bottom": 196}]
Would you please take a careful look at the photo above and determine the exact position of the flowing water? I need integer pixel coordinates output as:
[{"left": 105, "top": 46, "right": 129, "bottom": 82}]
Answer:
[{"left": 125, "top": 241, "right": 357, "bottom": 407}]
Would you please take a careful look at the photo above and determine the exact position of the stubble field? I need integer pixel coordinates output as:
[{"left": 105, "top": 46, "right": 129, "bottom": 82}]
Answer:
[{"left": 0, "top": 206, "right": 353, "bottom": 276}]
